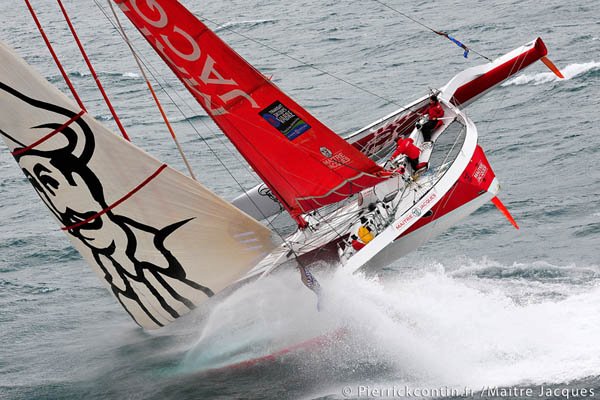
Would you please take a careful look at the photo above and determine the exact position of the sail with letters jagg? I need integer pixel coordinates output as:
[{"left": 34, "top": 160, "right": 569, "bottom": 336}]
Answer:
[
  {"left": 114, "top": 0, "right": 387, "bottom": 222},
  {"left": 0, "top": 41, "right": 276, "bottom": 330}
]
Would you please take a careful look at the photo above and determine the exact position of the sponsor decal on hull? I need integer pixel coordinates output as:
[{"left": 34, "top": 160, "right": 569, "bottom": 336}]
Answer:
[
  {"left": 473, "top": 161, "right": 488, "bottom": 183},
  {"left": 394, "top": 191, "right": 438, "bottom": 231}
]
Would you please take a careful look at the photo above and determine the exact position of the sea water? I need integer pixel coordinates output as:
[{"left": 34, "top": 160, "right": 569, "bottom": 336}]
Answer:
[{"left": 0, "top": 0, "right": 599, "bottom": 399}]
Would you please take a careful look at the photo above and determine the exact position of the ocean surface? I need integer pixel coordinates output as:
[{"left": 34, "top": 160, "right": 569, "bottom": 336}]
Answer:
[{"left": 1, "top": 0, "right": 599, "bottom": 399}]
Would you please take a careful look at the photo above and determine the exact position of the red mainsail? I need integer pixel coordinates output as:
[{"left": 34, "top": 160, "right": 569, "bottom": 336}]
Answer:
[{"left": 114, "top": 0, "right": 385, "bottom": 223}]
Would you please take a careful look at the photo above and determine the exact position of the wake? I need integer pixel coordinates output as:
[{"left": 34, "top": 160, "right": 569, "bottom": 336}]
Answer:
[
  {"left": 502, "top": 61, "right": 600, "bottom": 86},
  {"left": 180, "top": 258, "right": 600, "bottom": 390}
]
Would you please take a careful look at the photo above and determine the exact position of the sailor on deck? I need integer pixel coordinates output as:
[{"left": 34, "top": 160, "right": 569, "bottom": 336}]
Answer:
[
  {"left": 357, "top": 216, "right": 375, "bottom": 244},
  {"left": 350, "top": 234, "right": 365, "bottom": 251},
  {"left": 419, "top": 95, "right": 445, "bottom": 142},
  {"left": 389, "top": 136, "right": 424, "bottom": 172}
]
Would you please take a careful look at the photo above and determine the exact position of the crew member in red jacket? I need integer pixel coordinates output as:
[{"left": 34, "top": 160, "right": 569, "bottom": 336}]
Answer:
[
  {"left": 420, "top": 95, "right": 444, "bottom": 142},
  {"left": 389, "top": 137, "right": 426, "bottom": 171}
]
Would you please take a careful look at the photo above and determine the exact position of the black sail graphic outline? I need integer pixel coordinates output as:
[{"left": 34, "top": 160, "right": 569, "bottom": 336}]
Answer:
[{"left": 0, "top": 81, "right": 214, "bottom": 328}]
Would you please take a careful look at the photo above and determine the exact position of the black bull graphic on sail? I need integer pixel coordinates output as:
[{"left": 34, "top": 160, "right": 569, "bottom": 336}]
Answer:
[{"left": 0, "top": 81, "right": 215, "bottom": 328}]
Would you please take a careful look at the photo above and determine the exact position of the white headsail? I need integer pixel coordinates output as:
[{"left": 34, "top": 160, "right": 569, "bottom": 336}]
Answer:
[{"left": 0, "top": 41, "right": 275, "bottom": 329}]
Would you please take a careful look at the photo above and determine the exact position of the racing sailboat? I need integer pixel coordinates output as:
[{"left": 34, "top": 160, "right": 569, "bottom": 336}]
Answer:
[{"left": 0, "top": 0, "right": 562, "bottom": 329}]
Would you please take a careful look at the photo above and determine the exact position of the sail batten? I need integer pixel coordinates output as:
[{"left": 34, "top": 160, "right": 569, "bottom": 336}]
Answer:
[{"left": 115, "top": 0, "right": 386, "bottom": 221}]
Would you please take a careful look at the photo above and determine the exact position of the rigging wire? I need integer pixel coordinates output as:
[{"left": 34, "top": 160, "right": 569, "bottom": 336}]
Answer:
[
  {"left": 94, "top": 0, "right": 386, "bottom": 221},
  {"left": 92, "top": 1, "right": 262, "bottom": 187},
  {"left": 23, "top": 0, "right": 87, "bottom": 112},
  {"left": 92, "top": 0, "right": 262, "bottom": 186},
  {"left": 98, "top": 2, "right": 427, "bottom": 187},
  {"left": 92, "top": 1, "right": 302, "bottom": 247},
  {"left": 55, "top": 0, "right": 130, "bottom": 141},
  {"left": 197, "top": 13, "right": 401, "bottom": 108},
  {"left": 93, "top": 1, "right": 467, "bottom": 255},
  {"left": 93, "top": 3, "right": 331, "bottom": 293},
  {"left": 371, "top": 0, "right": 493, "bottom": 62},
  {"left": 107, "top": 0, "right": 197, "bottom": 180}
]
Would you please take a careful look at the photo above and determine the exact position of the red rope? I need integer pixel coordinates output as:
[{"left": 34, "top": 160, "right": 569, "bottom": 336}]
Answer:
[
  {"left": 23, "top": 0, "right": 87, "bottom": 112},
  {"left": 55, "top": 0, "right": 130, "bottom": 142},
  {"left": 61, "top": 164, "right": 168, "bottom": 231},
  {"left": 12, "top": 110, "right": 86, "bottom": 157}
]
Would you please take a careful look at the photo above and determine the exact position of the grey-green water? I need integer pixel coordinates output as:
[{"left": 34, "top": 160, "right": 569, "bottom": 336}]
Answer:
[{"left": 1, "top": 1, "right": 599, "bottom": 399}]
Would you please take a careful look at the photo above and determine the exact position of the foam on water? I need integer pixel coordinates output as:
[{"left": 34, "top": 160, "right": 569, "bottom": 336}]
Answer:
[
  {"left": 502, "top": 61, "right": 600, "bottom": 86},
  {"left": 65, "top": 70, "right": 142, "bottom": 80},
  {"left": 1, "top": 0, "right": 599, "bottom": 397},
  {"left": 181, "top": 259, "right": 600, "bottom": 390},
  {"left": 122, "top": 72, "right": 142, "bottom": 79}
]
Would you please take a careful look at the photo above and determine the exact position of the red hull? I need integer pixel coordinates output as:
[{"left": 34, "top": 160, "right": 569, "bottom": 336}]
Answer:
[{"left": 399, "top": 145, "right": 496, "bottom": 239}]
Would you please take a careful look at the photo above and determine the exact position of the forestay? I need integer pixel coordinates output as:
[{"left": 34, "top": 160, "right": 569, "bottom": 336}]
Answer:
[
  {"left": 0, "top": 42, "right": 275, "bottom": 329},
  {"left": 114, "top": 0, "right": 386, "bottom": 223}
]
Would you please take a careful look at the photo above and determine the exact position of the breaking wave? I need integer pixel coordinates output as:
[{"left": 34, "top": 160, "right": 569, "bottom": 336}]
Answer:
[
  {"left": 502, "top": 61, "right": 600, "bottom": 86},
  {"left": 181, "top": 258, "right": 600, "bottom": 392}
]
